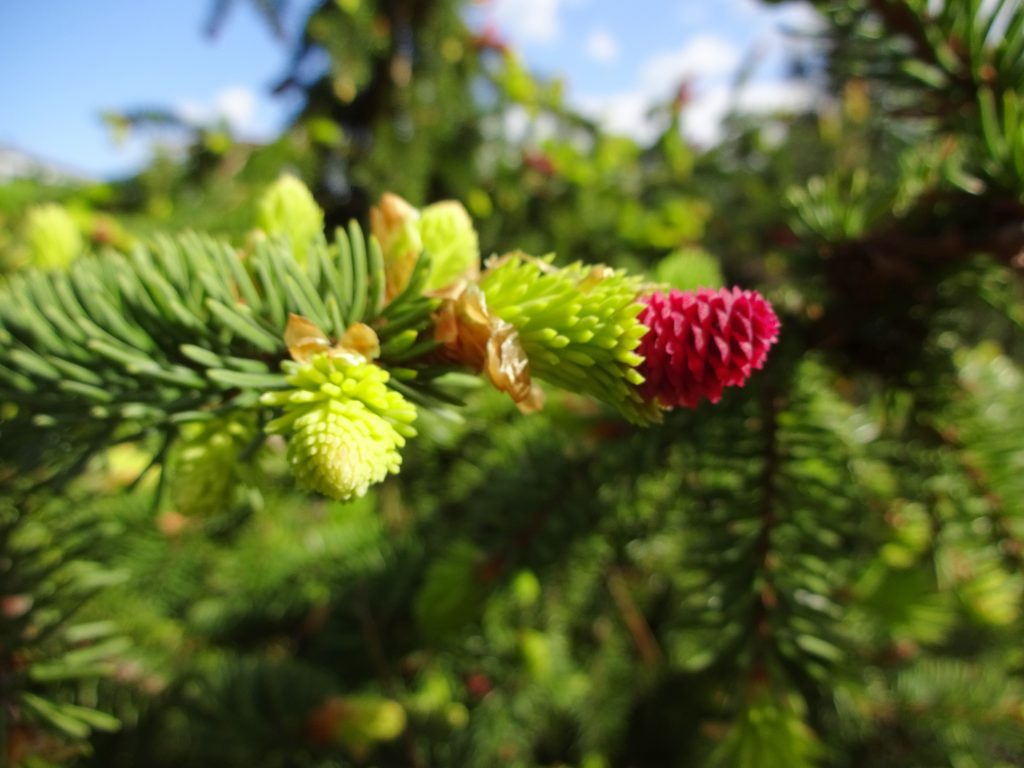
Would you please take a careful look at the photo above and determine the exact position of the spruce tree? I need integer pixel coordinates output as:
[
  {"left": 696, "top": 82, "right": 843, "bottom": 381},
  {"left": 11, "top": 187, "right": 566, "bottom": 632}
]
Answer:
[{"left": 2, "top": 1, "right": 1023, "bottom": 767}]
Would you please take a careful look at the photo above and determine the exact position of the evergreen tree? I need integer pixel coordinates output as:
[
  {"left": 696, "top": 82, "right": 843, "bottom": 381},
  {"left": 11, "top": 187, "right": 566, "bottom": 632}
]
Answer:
[{"left": 2, "top": 1, "right": 1024, "bottom": 767}]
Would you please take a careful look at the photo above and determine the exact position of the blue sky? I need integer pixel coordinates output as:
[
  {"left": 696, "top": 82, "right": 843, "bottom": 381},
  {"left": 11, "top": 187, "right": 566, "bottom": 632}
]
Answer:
[{"left": 0, "top": 0, "right": 820, "bottom": 179}]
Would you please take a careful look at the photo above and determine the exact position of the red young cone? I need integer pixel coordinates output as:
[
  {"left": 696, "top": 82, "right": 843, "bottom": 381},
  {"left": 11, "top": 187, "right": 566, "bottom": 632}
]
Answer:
[{"left": 637, "top": 287, "right": 780, "bottom": 408}]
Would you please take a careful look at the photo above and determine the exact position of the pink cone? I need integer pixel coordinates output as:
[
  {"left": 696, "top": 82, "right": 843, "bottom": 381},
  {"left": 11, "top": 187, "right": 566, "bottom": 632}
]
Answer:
[{"left": 637, "top": 287, "right": 780, "bottom": 409}]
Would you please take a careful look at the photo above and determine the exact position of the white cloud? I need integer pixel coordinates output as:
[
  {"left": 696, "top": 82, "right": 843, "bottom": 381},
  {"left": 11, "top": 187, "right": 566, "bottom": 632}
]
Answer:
[
  {"left": 682, "top": 80, "right": 819, "bottom": 145},
  {"left": 575, "top": 34, "right": 741, "bottom": 143},
  {"left": 575, "top": 32, "right": 819, "bottom": 147},
  {"left": 585, "top": 29, "right": 619, "bottom": 63},
  {"left": 725, "top": 0, "right": 822, "bottom": 28},
  {"left": 716, "top": 0, "right": 822, "bottom": 61},
  {"left": 576, "top": 90, "right": 656, "bottom": 142},
  {"left": 638, "top": 34, "right": 741, "bottom": 83},
  {"left": 726, "top": 0, "right": 762, "bottom": 18},
  {"left": 178, "top": 85, "right": 260, "bottom": 135},
  {"left": 214, "top": 86, "right": 257, "bottom": 132},
  {"left": 771, "top": 1, "right": 825, "bottom": 34},
  {"left": 488, "top": 0, "right": 584, "bottom": 44},
  {"left": 737, "top": 79, "right": 818, "bottom": 113}
]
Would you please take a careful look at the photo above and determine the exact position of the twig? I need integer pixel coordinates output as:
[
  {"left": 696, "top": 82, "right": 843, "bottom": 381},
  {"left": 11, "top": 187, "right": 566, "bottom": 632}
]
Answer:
[{"left": 607, "top": 568, "right": 663, "bottom": 667}]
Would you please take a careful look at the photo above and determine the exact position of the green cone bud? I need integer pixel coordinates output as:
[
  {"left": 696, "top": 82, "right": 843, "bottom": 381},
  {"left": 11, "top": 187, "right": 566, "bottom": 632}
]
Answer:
[
  {"left": 262, "top": 354, "right": 416, "bottom": 501},
  {"left": 479, "top": 254, "right": 659, "bottom": 424},
  {"left": 23, "top": 203, "right": 82, "bottom": 270},
  {"left": 307, "top": 694, "right": 406, "bottom": 754},
  {"left": 654, "top": 246, "right": 724, "bottom": 291},
  {"left": 256, "top": 175, "right": 324, "bottom": 263},
  {"left": 170, "top": 415, "right": 256, "bottom": 516},
  {"left": 419, "top": 200, "right": 480, "bottom": 291},
  {"left": 372, "top": 193, "right": 481, "bottom": 297},
  {"left": 287, "top": 400, "right": 403, "bottom": 500},
  {"left": 371, "top": 193, "right": 423, "bottom": 299}
]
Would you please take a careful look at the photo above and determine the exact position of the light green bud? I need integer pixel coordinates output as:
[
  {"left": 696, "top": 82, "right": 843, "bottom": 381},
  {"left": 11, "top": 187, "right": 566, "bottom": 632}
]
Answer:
[
  {"left": 171, "top": 415, "right": 256, "bottom": 516},
  {"left": 480, "top": 254, "right": 659, "bottom": 424},
  {"left": 654, "top": 246, "right": 724, "bottom": 291},
  {"left": 419, "top": 200, "right": 480, "bottom": 291},
  {"left": 256, "top": 175, "right": 324, "bottom": 263},
  {"left": 262, "top": 354, "right": 416, "bottom": 501},
  {"left": 23, "top": 204, "right": 82, "bottom": 270}
]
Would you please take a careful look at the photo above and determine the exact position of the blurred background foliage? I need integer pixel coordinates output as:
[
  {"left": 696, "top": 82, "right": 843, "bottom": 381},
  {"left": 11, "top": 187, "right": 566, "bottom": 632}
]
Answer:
[{"left": 2, "top": 0, "right": 1024, "bottom": 766}]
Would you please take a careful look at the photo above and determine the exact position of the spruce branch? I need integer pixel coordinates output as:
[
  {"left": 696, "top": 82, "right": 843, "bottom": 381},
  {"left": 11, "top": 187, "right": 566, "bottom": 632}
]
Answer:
[
  {"left": 2, "top": 185, "right": 785, "bottom": 506},
  {"left": 1, "top": 495, "right": 128, "bottom": 761},
  {"left": 0, "top": 225, "right": 448, "bottom": 487}
]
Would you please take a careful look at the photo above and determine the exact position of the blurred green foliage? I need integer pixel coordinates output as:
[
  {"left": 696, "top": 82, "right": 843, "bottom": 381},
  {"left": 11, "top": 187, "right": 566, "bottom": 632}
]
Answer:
[{"left": 3, "top": 1, "right": 1024, "bottom": 767}]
